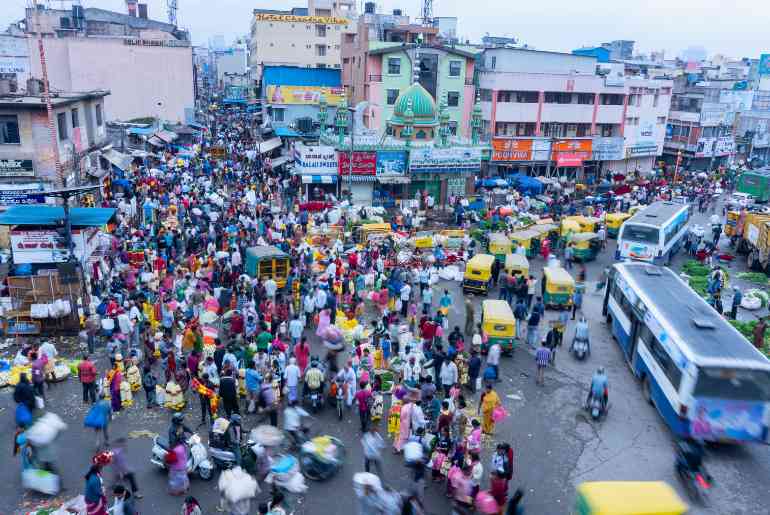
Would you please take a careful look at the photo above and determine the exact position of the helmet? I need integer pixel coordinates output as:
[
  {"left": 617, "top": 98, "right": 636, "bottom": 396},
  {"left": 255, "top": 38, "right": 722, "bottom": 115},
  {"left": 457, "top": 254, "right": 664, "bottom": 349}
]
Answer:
[
  {"left": 597, "top": 367, "right": 605, "bottom": 375},
  {"left": 172, "top": 413, "right": 185, "bottom": 424},
  {"left": 230, "top": 414, "right": 242, "bottom": 425}
]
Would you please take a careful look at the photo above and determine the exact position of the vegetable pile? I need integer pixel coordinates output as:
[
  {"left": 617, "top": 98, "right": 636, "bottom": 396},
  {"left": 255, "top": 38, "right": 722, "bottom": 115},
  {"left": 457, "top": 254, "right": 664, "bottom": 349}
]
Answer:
[
  {"left": 737, "top": 272, "right": 770, "bottom": 286},
  {"left": 729, "top": 319, "right": 770, "bottom": 358}
]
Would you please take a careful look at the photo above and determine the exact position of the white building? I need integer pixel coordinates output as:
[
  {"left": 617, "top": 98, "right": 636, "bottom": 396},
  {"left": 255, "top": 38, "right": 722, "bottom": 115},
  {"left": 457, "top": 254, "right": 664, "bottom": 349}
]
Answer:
[{"left": 479, "top": 47, "right": 672, "bottom": 177}]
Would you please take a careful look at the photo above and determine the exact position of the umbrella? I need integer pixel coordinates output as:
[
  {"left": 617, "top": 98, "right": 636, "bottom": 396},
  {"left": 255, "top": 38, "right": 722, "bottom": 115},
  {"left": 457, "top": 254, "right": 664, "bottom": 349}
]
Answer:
[
  {"left": 199, "top": 311, "right": 218, "bottom": 324},
  {"left": 249, "top": 425, "right": 284, "bottom": 447}
]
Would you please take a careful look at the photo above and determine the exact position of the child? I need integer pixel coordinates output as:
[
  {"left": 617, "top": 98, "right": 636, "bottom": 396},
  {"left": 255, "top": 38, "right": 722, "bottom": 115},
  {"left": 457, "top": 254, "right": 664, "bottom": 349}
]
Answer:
[{"left": 142, "top": 366, "right": 158, "bottom": 408}]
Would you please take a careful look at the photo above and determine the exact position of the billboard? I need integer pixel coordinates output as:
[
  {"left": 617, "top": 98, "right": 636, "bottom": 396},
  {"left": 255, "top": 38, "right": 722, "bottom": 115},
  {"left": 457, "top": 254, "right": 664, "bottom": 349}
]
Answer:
[
  {"left": 551, "top": 139, "right": 592, "bottom": 164},
  {"left": 760, "top": 54, "right": 770, "bottom": 76},
  {"left": 375, "top": 151, "right": 407, "bottom": 176},
  {"left": 0, "top": 159, "right": 34, "bottom": 177},
  {"left": 409, "top": 147, "right": 482, "bottom": 173},
  {"left": 491, "top": 139, "right": 533, "bottom": 162},
  {"left": 266, "top": 85, "right": 346, "bottom": 106},
  {"left": 295, "top": 144, "right": 337, "bottom": 175},
  {"left": 338, "top": 151, "right": 376, "bottom": 175},
  {"left": 10, "top": 228, "right": 98, "bottom": 264},
  {"left": 592, "top": 137, "right": 624, "bottom": 161}
]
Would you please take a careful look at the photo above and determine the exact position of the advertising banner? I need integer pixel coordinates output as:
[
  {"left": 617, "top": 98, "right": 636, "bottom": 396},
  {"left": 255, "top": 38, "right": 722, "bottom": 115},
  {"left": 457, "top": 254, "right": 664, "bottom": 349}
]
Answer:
[
  {"left": 714, "top": 136, "right": 735, "bottom": 156},
  {"left": 409, "top": 147, "right": 482, "bottom": 173},
  {"left": 375, "top": 150, "right": 408, "bottom": 176},
  {"left": 0, "top": 190, "right": 45, "bottom": 205},
  {"left": 0, "top": 159, "right": 34, "bottom": 177},
  {"left": 695, "top": 138, "right": 716, "bottom": 158},
  {"left": 266, "top": 85, "right": 346, "bottom": 106},
  {"left": 491, "top": 138, "right": 532, "bottom": 162},
  {"left": 338, "top": 151, "right": 377, "bottom": 175},
  {"left": 625, "top": 143, "right": 659, "bottom": 158},
  {"left": 551, "top": 139, "right": 592, "bottom": 164},
  {"left": 295, "top": 144, "right": 337, "bottom": 175},
  {"left": 592, "top": 137, "right": 624, "bottom": 161},
  {"left": 10, "top": 228, "right": 98, "bottom": 264}
]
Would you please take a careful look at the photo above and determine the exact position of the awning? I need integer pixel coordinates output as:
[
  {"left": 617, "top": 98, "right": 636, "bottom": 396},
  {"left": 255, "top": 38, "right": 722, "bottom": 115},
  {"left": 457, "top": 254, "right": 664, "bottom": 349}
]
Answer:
[
  {"left": 377, "top": 176, "right": 411, "bottom": 185},
  {"left": 0, "top": 206, "right": 117, "bottom": 227},
  {"left": 258, "top": 137, "right": 282, "bottom": 154},
  {"left": 269, "top": 155, "right": 292, "bottom": 169},
  {"left": 127, "top": 126, "right": 155, "bottom": 136},
  {"left": 155, "top": 130, "right": 178, "bottom": 143},
  {"left": 101, "top": 149, "right": 133, "bottom": 171},
  {"left": 147, "top": 136, "right": 164, "bottom": 147},
  {"left": 274, "top": 127, "right": 301, "bottom": 137},
  {"left": 301, "top": 175, "right": 337, "bottom": 184},
  {"left": 87, "top": 167, "right": 110, "bottom": 179},
  {"left": 341, "top": 175, "right": 376, "bottom": 183}
]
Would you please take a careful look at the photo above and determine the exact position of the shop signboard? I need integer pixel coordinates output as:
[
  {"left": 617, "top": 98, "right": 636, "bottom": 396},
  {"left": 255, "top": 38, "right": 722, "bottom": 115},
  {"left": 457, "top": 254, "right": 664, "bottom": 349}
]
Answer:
[
  {"left": 295, "top": 144, "right": 337, "bottom": 175},
  {"left": 491, "top": 138, "right": 532, "bottom": 162},
  {"left": 254, "top": 13, "right": 349, "bottom": 24},
  {"left": 592, "top": 137, "right": 624, "bottom": 161},
  {"left": 625, "top": 142, "right": 659, "bottom": 158},
  {"left": 266, "top": 85, "right": 346, "bottom": 106},
  {"left": 700, "top": 103, "right": 728, "bottom": 126},
  {"left": 409, "top": 147, "right": 482, "bottom": 173},
  {"left": 375, "top": 150, "right": 408, "bottom": 176},
  {"left": 447, "top": 176, "right": 466, "bottom": 197},
  {"left": 640, "top": 123, "right": 654, "bottom": 138},
  {"left": 551, "top": 139, "right": 592, "bottom": 164},
  {"left": 0, "top": 190, "right": 45, "bottom": 205},
  {"left": 338, "top": 151, "right": 377, "bottom": 175},
  {"left": 10, "top": 228, "right": 99, "bottom": 264},
  {"left": 695, "top": 137, "right": 716, "bottom": 158},
  {"left": 714, "top": 136, "right": 735, "bottom": 156},
  {"left": 0, "top": 159, "right": 34, "bottom": 177},
  {"left": 531, "top": 139, "right": 552, "bottom": 161}
]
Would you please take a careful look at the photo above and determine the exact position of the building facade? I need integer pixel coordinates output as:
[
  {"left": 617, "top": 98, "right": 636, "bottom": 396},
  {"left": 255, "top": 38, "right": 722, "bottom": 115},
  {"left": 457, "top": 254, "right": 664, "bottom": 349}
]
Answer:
[
  {"left": 249, "top": 0, "right": 356, "bottom": 82},
  {"left": 479, "top": 48, "right": 672, "bottom": 177},
  {"left": 0, "top": 89, "right": 110, "bottom": 188},
  {"left": 18, "top": 5, "right": 193, "bottom": 123}
]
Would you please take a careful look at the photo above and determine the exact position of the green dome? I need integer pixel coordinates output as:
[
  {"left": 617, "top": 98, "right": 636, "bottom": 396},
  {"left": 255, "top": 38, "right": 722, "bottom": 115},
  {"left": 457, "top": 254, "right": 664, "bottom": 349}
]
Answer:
[{"left": 390, "top": 83, "right": 438, "bottom": 127}]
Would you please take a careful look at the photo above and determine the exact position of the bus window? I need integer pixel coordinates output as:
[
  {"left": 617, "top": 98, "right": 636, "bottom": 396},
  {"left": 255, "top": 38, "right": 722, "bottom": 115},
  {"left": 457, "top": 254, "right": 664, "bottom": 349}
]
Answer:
[
  {"left": 622, "top": 224, "right": 659, "bottom": 244},
  {"left": 640, "top": 325, "right": 682, "bottom": 390},
  {"left": 611, "top": 283, "right": 635, "bottom": 320},
  {"left": 694, "top": 368, "right": 770, "bottom": 402}
]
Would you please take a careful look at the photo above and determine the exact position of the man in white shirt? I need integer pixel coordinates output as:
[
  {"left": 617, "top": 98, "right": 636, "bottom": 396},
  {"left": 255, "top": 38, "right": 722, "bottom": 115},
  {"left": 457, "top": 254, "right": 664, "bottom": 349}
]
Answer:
[
  {"left": 231, "top": 248, "right": 242, "bottom": 271},
  {"left": 315, "top": 287, "right": 328, "bottom": 314},
  {"left": 487, "top": 342, "right": 501, "bottom": 382},
  {"left": 289, "top": 315, "right": 304, "bottom": 346},
  {"left": 401, "top": 356, "right": 421, "bottom": 387},
  {"left": 399, "top": 283, "right": 411, "bottom": 317},
  {"left": 264, "top": 277, "right": 278, "bottom": 300},
  {"left": 283, "top": 357, "right": 301, "bottom": 403},
  {"left": 439, "top": 359, "right": 458, "bottom": 397},
  {"left": 337, "top": 363, "right": 357, "bottom": 407}
]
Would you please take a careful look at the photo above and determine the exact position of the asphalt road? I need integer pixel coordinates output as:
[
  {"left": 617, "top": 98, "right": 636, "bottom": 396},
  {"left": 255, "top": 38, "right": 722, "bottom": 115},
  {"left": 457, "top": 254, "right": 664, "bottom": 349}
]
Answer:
[{"left": 3, "top": 201, "right": 770, "bottom": 515}]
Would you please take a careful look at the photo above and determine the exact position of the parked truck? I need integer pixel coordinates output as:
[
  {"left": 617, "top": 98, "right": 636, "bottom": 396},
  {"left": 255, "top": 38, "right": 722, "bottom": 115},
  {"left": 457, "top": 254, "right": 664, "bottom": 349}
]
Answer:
[
  {"left": 737, "top": 168, "right": 770, "bottom": 203},
  {"left": 736, "top": 211, "right": 770, "bottom": 270}
]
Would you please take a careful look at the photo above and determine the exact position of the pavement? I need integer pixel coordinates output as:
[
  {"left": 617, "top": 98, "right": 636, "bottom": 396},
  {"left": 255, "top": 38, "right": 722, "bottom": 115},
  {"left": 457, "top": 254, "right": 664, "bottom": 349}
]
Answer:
[{"left": 3, "top": 201, "right": 770, "bottom": 514}]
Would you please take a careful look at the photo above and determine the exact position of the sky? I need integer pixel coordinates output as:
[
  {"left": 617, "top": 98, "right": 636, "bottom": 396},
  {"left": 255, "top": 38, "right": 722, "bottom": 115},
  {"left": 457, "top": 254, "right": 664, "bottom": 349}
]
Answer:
[{"left": 2, "top": 0, "right": 768, "bottom": 60}]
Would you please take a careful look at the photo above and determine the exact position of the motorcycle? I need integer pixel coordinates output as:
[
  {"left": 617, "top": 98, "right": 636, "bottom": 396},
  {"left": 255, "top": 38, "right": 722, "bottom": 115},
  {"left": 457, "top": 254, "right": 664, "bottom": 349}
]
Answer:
[
  {"left": 264, "top": 454, "right": 308, "bottom": 494},
  {"left": 572, "top": 337, "right": 589, "bottom": 360},
  {"left": 330, "top": 379, "right": 345, "bottom": 420},
  {"left": 676, "top": 441, "right": 713, "bottom": 502},
  {"left": 584, "top": 392, "right": 607, "bottom": 421},
  {"left": 305, "top": 386, "right": 323, "bottom": 413},
  {"left": 150, "top": 433, "right": 213, "bottom": 480}
]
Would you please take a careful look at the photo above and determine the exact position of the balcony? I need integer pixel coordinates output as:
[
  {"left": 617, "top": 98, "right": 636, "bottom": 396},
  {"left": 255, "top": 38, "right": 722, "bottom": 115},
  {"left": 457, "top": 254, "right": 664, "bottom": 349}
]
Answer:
[
  {"left": 465, "top": 78, "right": 474, "bottom": 86},
  {"left": 540, "top": 104, "right": 594, "bottom": 124},
  {"left": 368, "top": 74, "right": 382, "bottom": 82}
]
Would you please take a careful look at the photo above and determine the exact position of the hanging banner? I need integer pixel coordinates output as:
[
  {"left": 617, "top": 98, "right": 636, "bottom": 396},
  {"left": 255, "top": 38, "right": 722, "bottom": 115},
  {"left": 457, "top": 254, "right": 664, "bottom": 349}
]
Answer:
[
  {"left": 592, "top": 137, "right": 624, "bottom": 161},
  {"left": 409, "top": 147, "right": 482, "bottom": 173},
  {"left": 0, "top": 190, "right": 46, "bottom": 205},
  {"left": 10, "top": 228, "right": 99, "bottom": 264},
  {"left": 491, "top": 139, "right": 532, "bottom": 162},
  {"left": 0, "top": 159, "right": 34, "bottom": 177},
  {"left": 376, "top": 150, "right": 408, "bottom": 176},
  {"left": 266, "top": 85, "right": 346, "bottom": 106},
  {"left": 557, "top": 154, "right": 585, "bottom": 167},
  {"left": 338, "top": 151, "right": 377, "bottom": 175}
]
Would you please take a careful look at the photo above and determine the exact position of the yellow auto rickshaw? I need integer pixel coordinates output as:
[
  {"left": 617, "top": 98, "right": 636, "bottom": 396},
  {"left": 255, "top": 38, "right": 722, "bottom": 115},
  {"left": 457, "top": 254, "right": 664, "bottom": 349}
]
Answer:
[
  {"left": 562, "top": 215, "right": 599, "bottom": 235},
  {"left": 412, "top": 230, "right": 435, "bottom": 249},
  {"left": 724, "top": 210, "right": 740, "bottom": 238},
  {"left": 354, "top": 222, "right": 392, "bottom": 244},
  {"left": 462, "top": 254, "right": 495, "bottom": 294},
  {"left": 481, "top": 300, "right": 516, "bottom": 355},
  {"left": 488, "top": 232, "right": 512, "bottom": 262},
  {"left": 439, "top": 229, "right": 466, "bottom": 249},
  {"left": 566, "top": 232, "right": 602, "bottom": 262},
  {"left": 605, "top": 212, "right": 631, "bottom": 238},
  {"left": 245, "top": 245, "right": 291, "bottom": 288},
  {"left": 542, "top": 266, "right": 575, "bottom": 308},
  {"left": 575, "top": 481, "right": 688, "bottom": 515},
  {"left": 504, "top": 253, "right": 529, "bottom": 278},
  {"left": 509, "top": 229, "right": 540, "bottom": 258}
]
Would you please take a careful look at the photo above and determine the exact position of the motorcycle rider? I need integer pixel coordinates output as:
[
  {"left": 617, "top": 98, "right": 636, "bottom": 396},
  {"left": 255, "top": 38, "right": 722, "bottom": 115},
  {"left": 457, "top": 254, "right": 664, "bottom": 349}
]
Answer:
[
  {"left": 676, "top": 438, "right": 705, "bottom": 477},
  {"left": 228, "top": 414, "right": 243, "bottom": 466},
  {"left": 284, "top": 400, "right": 310, "bottom": 448},
  {"left": 168, "top": 413, "right": 193, "bottom": 448},
  {"left": 572, "top": 316, "right": 591, "bottom": 355},
  {"left": 586, "top": 367, "right": 608, "bottom": 412},
  {"left": 304, "top": 360, "right": 325, "bottom": 406}
]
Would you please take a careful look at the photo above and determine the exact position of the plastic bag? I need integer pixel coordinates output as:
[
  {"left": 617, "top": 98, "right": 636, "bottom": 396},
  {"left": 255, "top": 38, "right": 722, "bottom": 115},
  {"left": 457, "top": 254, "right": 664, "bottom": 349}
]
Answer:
[
  {"left": 492, "top": 405, "right": 508, "bottom": 422},
  {"left": 22, "top": 468, "right": 60, "bottom": 495}
]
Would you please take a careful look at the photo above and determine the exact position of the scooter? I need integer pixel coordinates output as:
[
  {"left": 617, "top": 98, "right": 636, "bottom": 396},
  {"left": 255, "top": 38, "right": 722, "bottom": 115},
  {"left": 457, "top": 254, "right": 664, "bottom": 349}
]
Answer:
[
  {"left": 584, "top": 392, "right": 608, "bottom": 421},
  {"left": 676, "top": 441, "right": 713, "bottom": 502},
  {"left": 305, "top": 386, "right": 323, "bottom": 413},
  {"left": 150, "top": 433, "right": 213, "bottom": 480},
  {"left": 264, "top": 454, "right": 308, "bottom": 494},
  {"left": 572, "top": 337, "right": 589, "bottom": 360}
]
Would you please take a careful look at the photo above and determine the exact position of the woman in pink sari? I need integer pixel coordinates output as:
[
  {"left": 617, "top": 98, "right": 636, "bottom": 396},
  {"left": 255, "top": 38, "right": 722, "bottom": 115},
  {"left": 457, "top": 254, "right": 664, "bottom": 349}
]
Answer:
[
  {"left": 294, "top": 338, "right": 310, "bottom": 374},
  {"left": 394, "top": 400, "right": 413, "bottom": 452},
  {"left": 315, "top": 308, "right": 331, "bottom": 338},
  {"left": 108, "top": 366, "right": 122, "bottom": 413}
]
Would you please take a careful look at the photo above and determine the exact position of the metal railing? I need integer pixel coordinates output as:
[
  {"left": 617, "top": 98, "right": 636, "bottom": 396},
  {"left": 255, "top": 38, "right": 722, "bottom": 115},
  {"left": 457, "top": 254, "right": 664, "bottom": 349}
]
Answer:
[{"left": 368, "top": 74, "right": 382, "bottom": 82}]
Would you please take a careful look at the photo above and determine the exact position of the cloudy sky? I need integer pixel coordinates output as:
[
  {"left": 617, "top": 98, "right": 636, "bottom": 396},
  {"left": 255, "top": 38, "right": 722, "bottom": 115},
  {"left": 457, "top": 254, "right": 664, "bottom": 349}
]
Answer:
[{"left": 3, "top": 0, "right": 766, "bottom": 59}]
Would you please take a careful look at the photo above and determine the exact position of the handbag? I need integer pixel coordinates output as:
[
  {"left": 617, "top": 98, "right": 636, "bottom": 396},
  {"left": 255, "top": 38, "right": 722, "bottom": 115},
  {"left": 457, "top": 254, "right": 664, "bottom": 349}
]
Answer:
[{"left": 492, "top": 405, "right": 508, "bottom": 422}]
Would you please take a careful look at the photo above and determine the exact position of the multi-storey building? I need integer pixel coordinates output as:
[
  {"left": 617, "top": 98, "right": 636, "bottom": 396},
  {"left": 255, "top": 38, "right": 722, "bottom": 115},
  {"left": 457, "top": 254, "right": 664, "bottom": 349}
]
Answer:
[
  {"left": 479, "top": 48, "right": 672, "bottom": 177},
  {"left": 249, "top": 0, "right": 356, "bottom": 83},
  {"left": 341, "top": 4, "right": 478, "bottom": 137}
]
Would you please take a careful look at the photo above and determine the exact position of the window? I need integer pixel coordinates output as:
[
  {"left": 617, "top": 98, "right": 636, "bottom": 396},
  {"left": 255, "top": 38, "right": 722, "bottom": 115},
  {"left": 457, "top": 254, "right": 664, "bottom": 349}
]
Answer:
[
  {"left": 317, "top": 63, "right": 327, "bottom": 68},
  {"left": 479, "top": 89, "right": 492, "bottom": 102},
  {"left": 544, "top": 92, "right": 572, "bottom": 104},
  {"left": 387, "top": 57, "right": 401, "bottom": 75},
  {"left": 577, "top": 93, "right": 594, "bottom": 105},
  {"left": 386, "top": 89, "right": 399, "bottom": 105},
  {"left": 656, "top": 116, "right": 666, "bottom": 125},
  {"left": 702, "top": 126, "right": 715, "bottom": 138},
  {"left": 621, "top": 224, "right": 659, "bottom": 244},
  {"left": 487, "top": 56, "right": 496, "bottom": 69},
  {"left": 653, "top": 93, "right": 659, "bottom": 107},
  {"left": 316, "top": 44, "right": 326, "bottom": 56},
  {"left": 447, "top": 91, "right": 459, "bottom": 107},
  {"left": 71, "top": 108, "right": 79, "bottom": 128},
  {"left": 0, "top": 115, "right": 20, "bottom": 144},
  {"left": 639, "top": 325, "right": 682, "bottom": 391},
  {"left": 416, "top": 129, "right": 427, "bottom": 139},
  {"left": 449, "top": 60, "right": 462, "bottom": 77},
  {"left": 600, "top": 93, "right": 624, "bottom": 105},
  {"left": 694, "top": 368, "right": 770, "bottom": 402},
  {"left": 316, "top": 24, "right": 326, "bottom": 37},
  {"left": 57, "top": 112, "right": 68, "bottom": 140},
  {"left": 448, "top": 121, "right": 458, "bottom": 136},
  {"left": 610, "top": 283, "right": 635, "bottom": 322},
  {"left": 272, "top": 108, "right": 285, "bottom": 122}
]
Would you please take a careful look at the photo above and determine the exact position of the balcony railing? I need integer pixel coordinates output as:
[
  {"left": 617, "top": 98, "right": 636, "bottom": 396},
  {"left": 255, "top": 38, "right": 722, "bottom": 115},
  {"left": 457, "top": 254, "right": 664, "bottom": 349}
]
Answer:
[
  {"left": 368, "top": 74, "right": 382, "bottom": 82},
  {"left": 465, "top": 78, "right": 474, "bottom": 86}
]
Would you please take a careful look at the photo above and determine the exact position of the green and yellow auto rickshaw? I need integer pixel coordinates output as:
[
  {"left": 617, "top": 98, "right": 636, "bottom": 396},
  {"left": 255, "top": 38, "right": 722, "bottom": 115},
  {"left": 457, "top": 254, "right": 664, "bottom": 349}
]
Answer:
[
  {"left": 575, "top": 481, "right": 688, "bottom": 515},
  {"left": 566, "top": 232, "right": 601, "bottom": 262},
  {"left": 605, "top": 212, "right": 631, "bottom": 238},
  {"left": 481, "top": 300, "right": 517, "bottom": 355},
  {"left": 463, "top": 254, "right": 495, "bottom": 294},
  {"left": 542, "top": 266, "right": 575, "bottom": 308},
  {"left": 509, "top": 229, "right": 540, "bottom": 258},
  {"left": 488, "top": 232, "right": 512, "bottom": 263}
]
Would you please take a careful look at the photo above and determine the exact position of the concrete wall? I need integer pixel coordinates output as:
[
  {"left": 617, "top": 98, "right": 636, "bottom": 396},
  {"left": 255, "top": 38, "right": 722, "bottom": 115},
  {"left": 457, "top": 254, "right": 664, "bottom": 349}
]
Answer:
[
  {"left": 28, "top": 37, "right": 193, "bottom": 123},
  {"left": 216, "top": 48, "right": 247, "bottom": 87},
  {"left": 484, "top": 48, "right": 597, "bottom": 75}
]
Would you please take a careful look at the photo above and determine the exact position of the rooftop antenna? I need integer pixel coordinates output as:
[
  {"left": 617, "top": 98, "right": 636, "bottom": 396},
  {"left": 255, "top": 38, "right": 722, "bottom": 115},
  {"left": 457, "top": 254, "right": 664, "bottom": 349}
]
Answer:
[
  {"left": 420, "top": 0, "right": 434, "bottom": 27},
  {"left": 167, "top": 0, "right": 178, "bottom": 26}
]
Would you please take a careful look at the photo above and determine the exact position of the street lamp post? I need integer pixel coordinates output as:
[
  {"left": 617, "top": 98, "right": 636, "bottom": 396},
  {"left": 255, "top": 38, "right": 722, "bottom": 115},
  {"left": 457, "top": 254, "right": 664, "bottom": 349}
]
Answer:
[{"left": 348, "top": 105, "right": 355, "bottom": 203}]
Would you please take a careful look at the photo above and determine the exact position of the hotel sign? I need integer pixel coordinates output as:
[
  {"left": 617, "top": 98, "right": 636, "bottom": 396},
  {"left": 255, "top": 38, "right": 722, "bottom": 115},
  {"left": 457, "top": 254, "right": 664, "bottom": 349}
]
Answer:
[{"left": 254, "top": 13, "right": 349, "bottom": 25}]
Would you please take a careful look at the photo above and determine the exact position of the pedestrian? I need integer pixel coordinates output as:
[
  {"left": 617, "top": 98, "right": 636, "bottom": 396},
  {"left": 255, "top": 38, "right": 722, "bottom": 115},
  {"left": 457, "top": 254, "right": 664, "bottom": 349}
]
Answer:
[
  {"left": 260, "top": 373, "right": 279, "bottom": 426},
  {"left": 526, "top": 309, "right": 540, "bottom": 349},
  {"left": 487, "top": 341, "right": 501, "bottom": 382},
  {"left": 440, "top": 356, "right": 458, "bottom": 397},
  {"left": 464, "top": 298, "right": 475, "bottom": 336},
  {"left": 196, "top": 372, "right": 215, "bottom": 427},
  {"left": 565, "top": 244, "right": 574, "bottom": 270},
  {"left": 283, "top": 356, "right": 301, "bottom": 403},
  {"left": 730, "top": 287, "right": 743, "bottom": 320},
  {"left": 111, "top": 437, "right": 142, "bottom": 499},
  {"left": 167, "top": 442, "right": 189, "bottom": 495},
  {"left": 245, "top": 361, "right": 262, "bottom": 414},
  {"left": 526, "top": 275, "right": 537, "bottom": 309},
  {"left": 77, "top": 354, "right": 98, "bottom": 404},
  {"left": 535, "top": 341, "right": 551, "bottom": 386},
  {"left": 84, "top": 392, "right": 112, "bottom": 449},
  {"left": 220, "top": 368, "right": 240, "bottom": 417},
  {"left": 362, "top": 425, "right": 385, "bottom": 477},
  {"left": 84, "top": 463, "right": 108, "bottom": 515},
  {"left": 355, "top": 381, "right": 373, "bottom": 432},
  {"left": 478, "top": 383, "right": 502, "bottom": 435},
  {"left": 572, "top": 288, "right": 583, "bottom": 320},
  {"left": 467, "top": 350, "right": 482, "bottom": 393}
]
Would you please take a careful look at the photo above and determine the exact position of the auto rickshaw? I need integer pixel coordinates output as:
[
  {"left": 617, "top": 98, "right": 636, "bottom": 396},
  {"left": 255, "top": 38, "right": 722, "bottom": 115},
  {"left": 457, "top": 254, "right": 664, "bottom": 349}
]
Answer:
[
  {"left": 575, "top": 481, "right": 688, "bottom": 515},
  {"left": 504, "top": 253, "right": 529, "bottom": 278},
  {"left": 509, "top": 229, "right": 540, "bottom": 258},
  {"left": 354, "top": 222, "right": 392, "bottom": 244},
  {"left": 245, "top": 245, "right": 291, "bottom": 288},
  {"left": 488, "top": 232, "right": 512, "bottom": 262},
  {"left": 560, "top": 217, "right": 582, "bottom": 237},
  {"left": 439, "top": 229, "right": 465, "bottom": 248},
  {"left": 567, "top": 232, "right": 602, "bottom": 262},
  {"left": 542, "top": 266, "right": 575, "bottom": 308},
  {"left": 605, "top": 212, "right": 631, "bottom": 238},
  {"left": 462, "top": 254, "right": 495, "bottom": 294},
  {"left": 412, "top": 230, "right": 435, "bottom": 249},
  {"left": 628, "top": 204, "right": 644, "bottom": 216},
  {"left": 481, "top": 300, "right": 516, "bottom": 355},
  {"left": 724, "top": 210, "right": 740, "bottom": 238}
]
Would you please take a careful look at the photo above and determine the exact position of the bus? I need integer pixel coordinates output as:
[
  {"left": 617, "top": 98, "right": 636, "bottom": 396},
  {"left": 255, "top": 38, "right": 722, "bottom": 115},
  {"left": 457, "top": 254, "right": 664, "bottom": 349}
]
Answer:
[
  {"left": 616, "top": 201, "right": 690, "bottom": 265},
  {"left": 603, "top": 262, "right": 770, "bottom": 443}
]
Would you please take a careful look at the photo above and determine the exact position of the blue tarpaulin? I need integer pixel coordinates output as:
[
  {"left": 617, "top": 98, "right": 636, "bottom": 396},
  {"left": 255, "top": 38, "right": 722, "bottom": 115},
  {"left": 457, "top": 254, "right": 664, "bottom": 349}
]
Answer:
[
  {"left": 0, "top": 206, "right": 116, "bottom": 227},
  {"left": 274, "top": 127, "right": 301, "bottom": 137},
  {"left": 508, "top": 174, "right": 544, "bottom": 196},
  {"left": 127, "top": 127, "right": 155, "bottom": 136},
  {"left": 476, "top": 178, "right": 509, "bottom": 189}
]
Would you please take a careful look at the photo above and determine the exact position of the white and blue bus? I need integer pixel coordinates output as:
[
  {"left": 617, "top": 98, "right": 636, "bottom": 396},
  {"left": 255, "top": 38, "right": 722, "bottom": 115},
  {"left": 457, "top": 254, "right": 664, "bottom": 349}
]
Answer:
[
  {"left": 603, "top": 262, "right": 770, "bottom": 443},
  {"left": 616, "top": 201, "right": 690, "bottom": 265}
]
